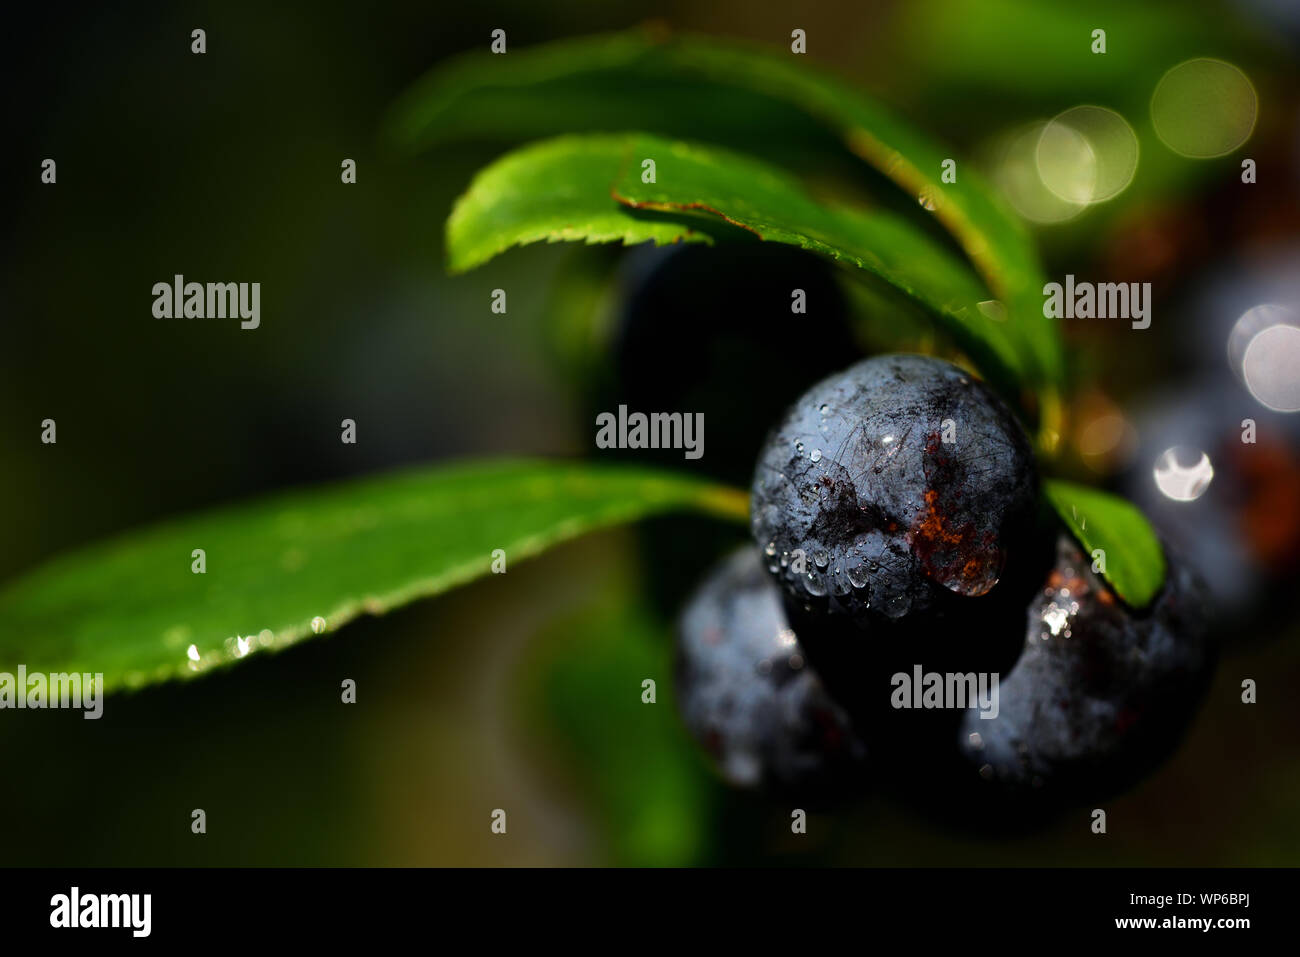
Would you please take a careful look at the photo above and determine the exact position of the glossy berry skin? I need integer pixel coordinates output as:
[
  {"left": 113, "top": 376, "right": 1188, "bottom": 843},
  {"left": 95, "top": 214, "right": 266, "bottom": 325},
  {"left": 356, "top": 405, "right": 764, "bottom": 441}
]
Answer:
[
  {"left": 675, "top": 547, "right": 869, "bottom": 794},
  {"left": 750, "top": 353, "right": 1040, "bottom": 630},
  {"left": 958, "top": 533, "right": 1215, "bottom": 799}
]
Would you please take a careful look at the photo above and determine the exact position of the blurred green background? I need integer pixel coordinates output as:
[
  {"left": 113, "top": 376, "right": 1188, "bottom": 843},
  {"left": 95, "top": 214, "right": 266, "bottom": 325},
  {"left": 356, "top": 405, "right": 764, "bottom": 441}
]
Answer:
[{"left": 1, "top": 0, "right": 1298, "bottom": 865}]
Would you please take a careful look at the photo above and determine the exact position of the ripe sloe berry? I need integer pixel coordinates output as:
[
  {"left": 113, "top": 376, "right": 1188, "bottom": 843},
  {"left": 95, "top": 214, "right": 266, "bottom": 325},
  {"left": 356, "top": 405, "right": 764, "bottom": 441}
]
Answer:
[
  {"left": 675, "top": 547, "right": 869, "bottom": 793},
  {"left": 750, "top": 353, "right": 1041, "bottom": 630},
  {"left": 958, "top": 533, "right": 1215, "bottom": 799},
  {"left": 609, "top": 242, "right": 856, "bottom": 484}
]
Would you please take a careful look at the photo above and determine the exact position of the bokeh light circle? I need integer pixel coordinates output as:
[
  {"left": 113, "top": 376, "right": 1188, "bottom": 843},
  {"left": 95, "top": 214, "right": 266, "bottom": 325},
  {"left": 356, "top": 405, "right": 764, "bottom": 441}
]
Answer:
[
  {"left": 992, "top": 122, "right": 1089, "bottom": 224},
  {"left": 1037, "top": 106, "right": 1139, "bottom": 204},
  {"left": 1243, "top": 325, "right": 1300, "bottom": 412},
  {"left": 1034, "top": 121, "right": 1097, "bottom": 205},
  {"left": 1153, "top": 446, "right": 1215, "bottom": 502},
  {"left": 1228, "top": 304, "right": 1300, "bottom": 411},
  {"left": 1151, "top": 58, "right": 1257, "bottom": 158},
  {"left": 1228, "top": 303, "right": 1298, "bottom": 372}
]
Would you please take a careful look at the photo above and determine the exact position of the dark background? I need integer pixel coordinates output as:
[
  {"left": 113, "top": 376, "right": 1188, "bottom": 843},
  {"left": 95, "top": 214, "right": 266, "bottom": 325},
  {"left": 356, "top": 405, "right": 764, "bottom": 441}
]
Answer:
[{"left": 1, "top": 0, "right": 1297, "bottom": 864}]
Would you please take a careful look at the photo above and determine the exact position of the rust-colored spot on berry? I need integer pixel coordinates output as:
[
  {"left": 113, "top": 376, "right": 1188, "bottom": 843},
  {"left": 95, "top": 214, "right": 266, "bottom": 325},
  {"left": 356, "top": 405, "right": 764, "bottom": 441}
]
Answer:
[{"left": 912, "top": 488, "right": 1001, "bottom": 596}]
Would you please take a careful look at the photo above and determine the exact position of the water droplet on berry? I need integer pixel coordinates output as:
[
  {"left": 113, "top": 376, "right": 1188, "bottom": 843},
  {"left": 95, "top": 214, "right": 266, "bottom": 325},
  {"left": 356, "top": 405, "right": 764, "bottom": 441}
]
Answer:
[
  {"left": 803, "top": 571, "right": 827, "bottom": 597},
  {"left": 882, "top": 594, "right": 911, "bottom": 619},
  {"left": 810, "top": 449, "right": 823, "bottom": 463}
]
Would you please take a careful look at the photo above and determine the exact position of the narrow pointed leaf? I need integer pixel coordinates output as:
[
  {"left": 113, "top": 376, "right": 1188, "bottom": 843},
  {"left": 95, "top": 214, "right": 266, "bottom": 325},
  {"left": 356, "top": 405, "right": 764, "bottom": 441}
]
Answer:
[
  {"left": 0, "top": 460, "right": 747, "bottom": 693},
  {"left": 391, "top": 29, "right": 1063, "bottom": 398},
  {"left": 449, "top": 133, "right": 1035, "bottom": 399}
]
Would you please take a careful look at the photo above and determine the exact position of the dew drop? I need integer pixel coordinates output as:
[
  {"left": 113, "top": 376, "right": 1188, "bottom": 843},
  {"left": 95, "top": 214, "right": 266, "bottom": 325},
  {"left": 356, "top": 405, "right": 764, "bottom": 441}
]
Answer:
[
  {"left": 813, "top": 550, "right": 830, "bottom": 569},
  {"left": 848, "top": 564, "right": 870, "bottom": 589},
  {"left": 311, "top": 616, "right": 327, "bottom": 634},
  {"left": 882, "top": 594, "right": 911, "bottom": 619},
  {"left": 810, "top": 449, "right": 823, "bottom": 463}
]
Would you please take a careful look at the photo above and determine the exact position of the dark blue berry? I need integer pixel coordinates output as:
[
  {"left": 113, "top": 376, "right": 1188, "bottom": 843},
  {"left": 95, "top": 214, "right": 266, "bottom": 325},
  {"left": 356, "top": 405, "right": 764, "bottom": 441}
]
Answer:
[
  {"left": 750, "top": 353, "right": 1041, "bottom": 630},
  {"left": 675, "top": 547, "right": 869, "bottom": 794},
  {"left": 609, "top": 242, "right": 856, "bottom": 484},
  {"left": 958, "top": 533, "right": 1216, "bottom": 799}
]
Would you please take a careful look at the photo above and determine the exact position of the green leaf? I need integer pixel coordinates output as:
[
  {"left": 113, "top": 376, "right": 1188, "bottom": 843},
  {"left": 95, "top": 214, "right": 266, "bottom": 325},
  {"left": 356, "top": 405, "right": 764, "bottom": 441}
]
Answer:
[
  {"left": 391, "top": 29, "right": 1064, "bottom": 402},
  {"left": 446, "top": 134, "right": 714, "bottom": 271},
  {"left": 449, "top": 133, "right": 1035, "bottom": 402},
  {"left": 1044, "top": 479, "right": 1167, "bottom": 609},
  {"left": 386, "top": 31, "right": 851, "bottom": 172},
  {"left": 0, "top": 459, "right": 748, "bottom": 693}
]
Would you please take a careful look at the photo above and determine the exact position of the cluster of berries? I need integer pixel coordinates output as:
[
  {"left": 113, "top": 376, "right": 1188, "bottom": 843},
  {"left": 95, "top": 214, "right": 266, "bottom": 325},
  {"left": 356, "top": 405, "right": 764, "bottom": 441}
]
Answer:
[{"left": 675, "top": 354, "right": 1216, "bottom": 807}]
